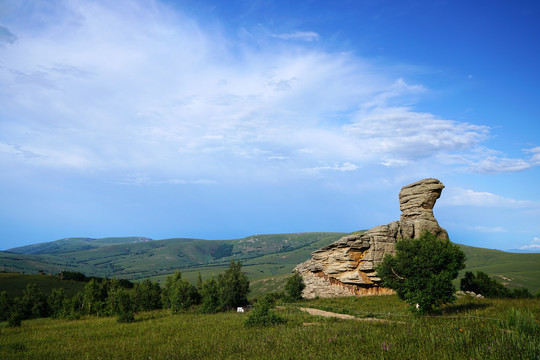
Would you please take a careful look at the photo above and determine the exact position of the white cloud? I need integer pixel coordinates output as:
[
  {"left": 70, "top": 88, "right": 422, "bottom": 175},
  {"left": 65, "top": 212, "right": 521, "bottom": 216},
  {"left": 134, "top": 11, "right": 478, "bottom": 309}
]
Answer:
[
  {"left": 519, "top": 237, "right": 540, "bottom": 251},
  {"left": 306, "top": 162, "right": 360, "bottom": 173},
  {"left": 443, "top": 188, "right": 539, "bottom": 208},
  {"left": 272, "top": 31, "right": 320, "bottom": 42},
  {"left": 460, "top": 146, "right": 540, "bottom": 174},
  {"left": 0, "top": 0, "right": 536, "bottom": 186},
  {"left": 472, "top": 226, "right": 506, "bottom": 233}
]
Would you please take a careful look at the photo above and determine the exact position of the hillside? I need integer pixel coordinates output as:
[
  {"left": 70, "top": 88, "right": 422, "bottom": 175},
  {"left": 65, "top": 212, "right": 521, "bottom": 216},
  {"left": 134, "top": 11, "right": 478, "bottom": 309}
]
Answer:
[
  {"left": 2, "top": 233, "right": 540, "bottom": 297},
  {"left": 456, "top": 243, "right": 540, "bottom": 293},
  {"left": 2, "top": 233, "right": 345, "bottom": 280}
]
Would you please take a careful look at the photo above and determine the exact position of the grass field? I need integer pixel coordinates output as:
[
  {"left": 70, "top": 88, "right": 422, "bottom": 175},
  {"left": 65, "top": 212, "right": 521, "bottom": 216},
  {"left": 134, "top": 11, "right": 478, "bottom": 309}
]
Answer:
[
  {"left": 0, "top": 272, "right": 86, "bottom": 299},
  {"left": 1, "top": 295, "right": 538, "bottom": 359}
]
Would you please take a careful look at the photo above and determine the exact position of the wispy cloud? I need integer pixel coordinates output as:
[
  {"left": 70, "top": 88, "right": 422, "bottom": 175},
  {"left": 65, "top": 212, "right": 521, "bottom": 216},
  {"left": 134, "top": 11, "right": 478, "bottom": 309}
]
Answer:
[
  {"left": 443, "top": 188, "right": 539, "bottom": 208},
  {"left": 471, "top": 226, "right": 507, "bottom": 233},
  {"left": 272, "top": 31, "right": 320, "bottom": 42},
  {"left": 0, "top": 0, "right": 536, "bottom": 187}
]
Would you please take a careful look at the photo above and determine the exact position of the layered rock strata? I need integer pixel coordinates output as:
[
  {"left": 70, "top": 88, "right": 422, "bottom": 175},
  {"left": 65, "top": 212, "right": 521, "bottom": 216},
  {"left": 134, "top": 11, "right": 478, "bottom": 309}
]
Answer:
[{"left": 294, "top": 178, "right": 448, "bottom": 299}]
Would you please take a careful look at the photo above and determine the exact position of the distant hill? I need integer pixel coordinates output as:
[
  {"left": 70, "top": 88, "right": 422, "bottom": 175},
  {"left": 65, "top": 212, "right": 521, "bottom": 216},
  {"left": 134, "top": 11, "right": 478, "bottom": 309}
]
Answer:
[
  {"left": 7, "top": 236, "right": 153, "bottom": 255},
  {"left": 2, "top": 234, "right": 539, "bottom": 295},
  {"left": 1, "top": 233, "right": 345, "bottom": 281}
]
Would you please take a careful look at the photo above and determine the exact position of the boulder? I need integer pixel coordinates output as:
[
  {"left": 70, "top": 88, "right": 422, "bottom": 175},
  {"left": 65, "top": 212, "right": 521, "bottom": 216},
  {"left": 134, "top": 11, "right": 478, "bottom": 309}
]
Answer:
[{"left": 294, "top": 178, "right": 448, "bottom": 299}]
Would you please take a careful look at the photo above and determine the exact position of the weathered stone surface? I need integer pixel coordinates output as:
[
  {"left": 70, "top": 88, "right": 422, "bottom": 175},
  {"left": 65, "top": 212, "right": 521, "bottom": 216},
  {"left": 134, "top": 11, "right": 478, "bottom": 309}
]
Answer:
[{"left": 294, "top": 178, "right": 448, "bottom": 299}]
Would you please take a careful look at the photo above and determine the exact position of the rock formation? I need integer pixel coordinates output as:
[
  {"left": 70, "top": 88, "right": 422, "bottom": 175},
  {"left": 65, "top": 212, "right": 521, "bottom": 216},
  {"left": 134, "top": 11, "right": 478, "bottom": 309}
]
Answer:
[{"left": 294, "top": 178, "right": 448, "bottom": 299}]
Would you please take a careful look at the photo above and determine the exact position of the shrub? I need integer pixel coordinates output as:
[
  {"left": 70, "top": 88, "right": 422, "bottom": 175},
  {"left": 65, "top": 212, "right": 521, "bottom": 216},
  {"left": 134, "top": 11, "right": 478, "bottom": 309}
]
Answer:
[
  {"left": 0, "top": 291, "right": 12, "bottom": 322},
  {"left": 8, "top": 312, "right": 22, "bottom": 327},
  {"left": 461, "top": 271, "right": 533, "bottom": 298},
  {"left": 376, "top": 231, "right": 466, "bottom": 314},
  {"left": 243, "top": 298, "right": 286, "bottom": 327},
  {"left": 284, "top": 272, "right": 305, "bottom": 301}
]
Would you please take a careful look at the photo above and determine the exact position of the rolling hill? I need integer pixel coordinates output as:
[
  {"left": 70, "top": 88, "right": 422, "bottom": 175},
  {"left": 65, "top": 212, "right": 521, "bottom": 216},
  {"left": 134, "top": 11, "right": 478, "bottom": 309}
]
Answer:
[{"left": 2, "top": 233, "right": 539, "bottom": 296}]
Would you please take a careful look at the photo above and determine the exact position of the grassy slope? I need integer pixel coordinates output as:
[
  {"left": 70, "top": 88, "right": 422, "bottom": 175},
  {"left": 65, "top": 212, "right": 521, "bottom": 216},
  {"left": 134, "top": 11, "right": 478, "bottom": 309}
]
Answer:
[
  {"left": 456, "top": 243, "right": 540, "bottom": 293},
  {"left": 0, "top": 297, "right": 538, "bottom": 359},
  {"left": 0, "top": 273, "right": 86, "bottom": 298}
]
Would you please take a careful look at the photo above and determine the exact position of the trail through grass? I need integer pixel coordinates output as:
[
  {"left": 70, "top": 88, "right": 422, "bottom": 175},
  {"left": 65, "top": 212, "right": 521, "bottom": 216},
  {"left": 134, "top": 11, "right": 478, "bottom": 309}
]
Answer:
[{"left": 1, "top": 296, "right": 538, "bottom": 359}]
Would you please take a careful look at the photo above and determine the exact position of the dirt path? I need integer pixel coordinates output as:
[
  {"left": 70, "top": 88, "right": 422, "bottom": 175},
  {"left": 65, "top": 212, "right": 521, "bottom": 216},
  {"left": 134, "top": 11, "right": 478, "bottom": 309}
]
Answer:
[{"left": 299, "top": 307, "right": 390, "bottom": 322}]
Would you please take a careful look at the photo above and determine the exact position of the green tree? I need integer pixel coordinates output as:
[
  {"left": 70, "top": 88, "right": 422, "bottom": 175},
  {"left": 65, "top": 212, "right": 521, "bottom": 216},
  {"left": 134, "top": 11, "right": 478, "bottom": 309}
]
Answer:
[
  {"left": 19, "top": 282, "right": 48, "bottom": 319},
  {"left": 0, "top": 291, "right": 12, "bottom": 322},
  {"left": 218, "top": 260, "right": 250, "bottom": 310},
  {"left": 376, "top": 231, "right": 466, "bottom": 314},
  {"left": 162, "top": 271, "right": 199, "bottom": 313},
  {"left": 82, "top": 279, "right": 107, "bottom": 316},
  {"left": 460, "top": 271, "right": 509, "bottom": 297},
  {"left": 284, "top": 272, "right": 305, "bottom": 301},
  {"left": 199, "top": 276, "right": 220, "bottom": 313},
  {"left": 115, "top": 288, "right": 135, "bottom": 323},
  {"left": 47, "top": 288, "right": 66, "bottom": 319},
  {"left": 133, "top": 278, "right": 162, "bottom": 311}
]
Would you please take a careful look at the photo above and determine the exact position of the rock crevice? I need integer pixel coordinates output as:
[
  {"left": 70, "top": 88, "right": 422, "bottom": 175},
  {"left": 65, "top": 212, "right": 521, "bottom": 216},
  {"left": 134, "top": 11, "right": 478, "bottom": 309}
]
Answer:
[{"left": 294, "top": 178, "right": 448, "bottom": 299}]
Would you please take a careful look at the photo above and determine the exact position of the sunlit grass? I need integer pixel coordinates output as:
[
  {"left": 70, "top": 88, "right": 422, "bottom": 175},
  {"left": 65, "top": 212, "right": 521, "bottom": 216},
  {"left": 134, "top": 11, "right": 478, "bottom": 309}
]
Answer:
[{"left": 1, "top": 296, "right": 539, "bottom": 359}]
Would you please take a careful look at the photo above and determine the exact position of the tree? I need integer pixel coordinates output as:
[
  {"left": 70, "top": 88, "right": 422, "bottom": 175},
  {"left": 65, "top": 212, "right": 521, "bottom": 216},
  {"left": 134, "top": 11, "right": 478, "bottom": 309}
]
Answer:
[
  {"left": 376, "top": 231, "right": 466, "bottom": 314},
  {"left": 218, "top": 260, "right": 250, "bottom": 310},
  {"left": 18, "top": 282, "right": 48, "bottom": 319},
  {"left": 48, "top": 288, "right": 66, "bottom": 319},
  {"left": 199, "top": 276, "right": 220, "bottom": 314},
  {"left": 82, "top": 279, "right": 107, "bottom": 316},
  {"left": 162, "top": 271, "right": 199, "bottom": 313},
  {"left": 284, "top": 272, "right": 305, "bottom": 301},
  {"left": 0, "top": 291, "right": 13, "bottom": 322},
  {"left": 133, "top": 278, "right": 162, "bottom": 311}
]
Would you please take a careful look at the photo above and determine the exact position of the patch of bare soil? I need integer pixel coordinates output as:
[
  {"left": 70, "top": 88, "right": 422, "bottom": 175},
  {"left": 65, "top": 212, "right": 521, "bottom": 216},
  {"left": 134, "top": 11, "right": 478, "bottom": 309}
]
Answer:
[{"left": 299, "top": 307, "right": 391, "bottom": 322}]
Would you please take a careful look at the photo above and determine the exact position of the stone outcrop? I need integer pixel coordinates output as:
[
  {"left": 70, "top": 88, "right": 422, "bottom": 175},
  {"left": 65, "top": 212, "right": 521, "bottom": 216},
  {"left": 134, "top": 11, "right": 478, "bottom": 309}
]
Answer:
[{"left": 294, "top": 178, "right": 448, "bottom": 299}]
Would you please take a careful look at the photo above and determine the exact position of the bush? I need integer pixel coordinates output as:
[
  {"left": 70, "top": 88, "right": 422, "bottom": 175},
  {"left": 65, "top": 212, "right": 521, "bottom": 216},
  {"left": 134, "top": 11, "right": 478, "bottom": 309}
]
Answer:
[
  {"left": 284, "top": 272, "right": 305, "bottom": 301},
  {"left": 8, "top": 312, "right": 22, "bottom": 327},
  {"left": 0, "top": 291, "right": 12, "bottom": 322},
  {"left": 376, "top": 231, "right": 466, "bottom": 314},
  {"left": 243, "top": 298, "right": 286, "bottom": 327},
  {"left": 461, "top": 271, "right": 533, "bottom": 298}
]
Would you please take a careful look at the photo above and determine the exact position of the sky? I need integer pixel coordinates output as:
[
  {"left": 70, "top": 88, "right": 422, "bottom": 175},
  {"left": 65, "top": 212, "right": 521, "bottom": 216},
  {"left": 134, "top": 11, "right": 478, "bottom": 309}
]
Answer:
[{"left": 0, "top": 0, "right": 539, "bottom": 252}]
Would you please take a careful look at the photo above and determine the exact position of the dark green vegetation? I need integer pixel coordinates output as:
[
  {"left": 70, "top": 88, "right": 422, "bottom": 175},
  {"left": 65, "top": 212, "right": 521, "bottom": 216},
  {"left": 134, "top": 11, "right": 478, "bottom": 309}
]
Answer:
[
  {"left": 1, "top": 295, "right": 538, "bottom": 359},
  {"left": 461, "top": 271, "right": 533, "bottom": 298},
  {"left": 1, "top": 233, "right": 345, "bottom": 281},
  {"left": 377, "top": 231, "right": 466, "bottom": 314},
  {"left": 0, "top": 261, "right": 252, "bottom": 326}
]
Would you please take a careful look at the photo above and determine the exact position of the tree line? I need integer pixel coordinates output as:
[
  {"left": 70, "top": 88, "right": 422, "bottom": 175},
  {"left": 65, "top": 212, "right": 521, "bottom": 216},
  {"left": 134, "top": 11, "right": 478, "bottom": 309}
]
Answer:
[{"left": 0, "top": 260, "right": 251, "bottom": 326}]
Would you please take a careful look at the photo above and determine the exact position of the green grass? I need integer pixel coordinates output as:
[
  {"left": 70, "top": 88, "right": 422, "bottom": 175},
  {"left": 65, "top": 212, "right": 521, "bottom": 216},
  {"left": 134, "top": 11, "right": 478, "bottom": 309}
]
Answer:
[
  {"left": 0, "top": 272, "right": 86, "bottom": 299},
  {"left": 1, "top": 296, "right": 538, "bottom": 359}
]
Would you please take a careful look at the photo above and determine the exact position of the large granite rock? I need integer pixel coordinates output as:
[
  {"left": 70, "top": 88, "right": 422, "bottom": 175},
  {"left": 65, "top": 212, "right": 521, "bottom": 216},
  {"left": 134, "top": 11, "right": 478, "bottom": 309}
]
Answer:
[{"left": 294, "top": 178, "right": 448, "bottom": 299}]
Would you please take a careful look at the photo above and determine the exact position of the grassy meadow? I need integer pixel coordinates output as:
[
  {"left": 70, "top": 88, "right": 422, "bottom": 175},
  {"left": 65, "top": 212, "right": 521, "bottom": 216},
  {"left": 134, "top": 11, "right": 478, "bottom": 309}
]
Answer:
[{"left": 1, "top": 295, "right": 538, "bottom": 359}]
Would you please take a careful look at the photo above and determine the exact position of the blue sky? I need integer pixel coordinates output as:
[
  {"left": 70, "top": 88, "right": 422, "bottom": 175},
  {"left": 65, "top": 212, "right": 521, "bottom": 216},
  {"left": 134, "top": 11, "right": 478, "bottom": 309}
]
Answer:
[{"left": 1, "top": 0, "right": 539, "bottom": 252}]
